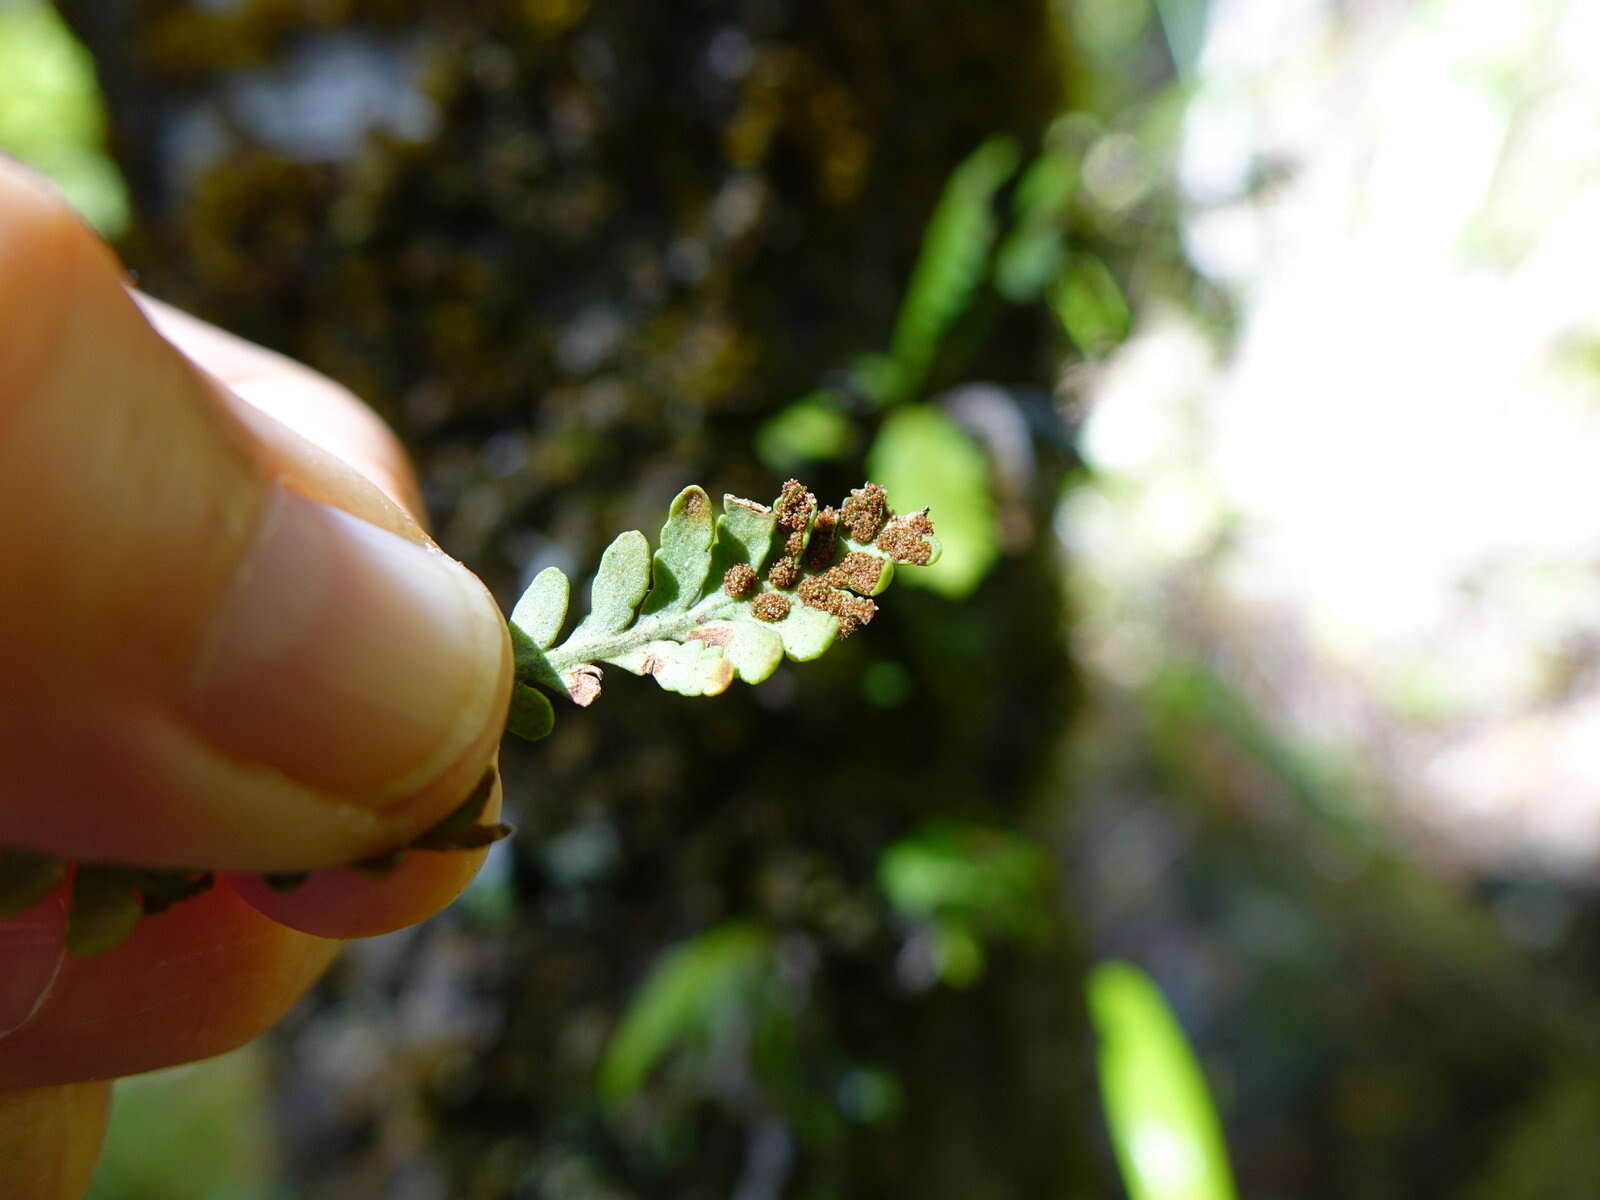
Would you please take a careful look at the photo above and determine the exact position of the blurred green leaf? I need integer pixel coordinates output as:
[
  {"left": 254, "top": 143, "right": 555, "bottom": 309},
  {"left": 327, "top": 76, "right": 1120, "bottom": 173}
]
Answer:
[
  {"left": 929, "top": 919, "right": 986, "bottom": 988},
  {"left": 881, "top": 826, "right": 1049, "bottom": 988},
  {"left": 995, "top": 225, "right": 1069, "bottom": 303},
  {"left": 860, "top": 659, "right": 913, "bottom": 708},
  {"left": 1051, "top": 251, "right": 1131, "bottom": 354},
  {"left": 1469, "top": 1075, "right": 1600, "bottom": 1200},
  {"left": 1013, "top": 149, "right": 1078, "bottom": 223},
  {"left": 995, "top": 151, "right": 1077, "bottom": 302},
  {"left": 599, "top": 921, "right": 774, "bottom": 1103},
  {"left": 0, "top": 1, "right": 128, "bottom": 235},
  {"left": 89, "top": 1047, "right": 277, "bottom": 1200},
  {"left": 755, "top": 393, "right": 856, "bottom": 471},
  {"left": 878, "top": 136, "right": 1022, "bottom": 404},
  {"left": 879, "top": 824, "right": 1051, "bottom": 940},
  {"left": 1089, "top": 962, "right": 1239, "bottom": 1200},
  {"left": 851, "top": 353, "right": 911, "bottom": 408},
  {"left": 867, "top": 406, "right": 997, "bottom": 597},
  {"left": 1076, "top": 0, "right": 1155, "bottom": 58},
  {"left": 836, "top": 1067, "right": 903, "bottom": 1125}
]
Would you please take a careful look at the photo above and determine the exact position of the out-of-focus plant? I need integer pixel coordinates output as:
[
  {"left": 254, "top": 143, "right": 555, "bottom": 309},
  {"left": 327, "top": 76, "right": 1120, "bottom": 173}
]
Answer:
[
  {"left": 1089, "top": 961, "right": 1239, "bottom": 1200},
  {"left": 1468, "top": 1076, "right": 1600, "bottom": 1200},
  {"left": 994, "top": 150, "right": 1075, "bottom": 302},
  {"left": 758, "top": 122, "right": 1139, "bottom": 603},
  {"left": 879, "top": 824, "right": 1052, "bottom": 987},
  {"left": 599, "top": 823, "right": 1056, "bottom": 1102},
  {"left": 1051, "top": 252, "right": 1131, "bottom": 355},
  {"left": 87, "top": 1047, "right": 275, "bottom": 1200},
  {"left": 856, "top": 135, "right": 1024, "bottom": 408},
  {"left": 598, "top": 921, "right": 776, "bottom": 1105},
  {"left": 0, "top": 0, "right": 127, "bottom": 235}
]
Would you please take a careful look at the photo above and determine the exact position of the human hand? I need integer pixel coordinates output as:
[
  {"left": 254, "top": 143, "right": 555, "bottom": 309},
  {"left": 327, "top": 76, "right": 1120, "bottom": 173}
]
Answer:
[{"left": 0, "top": 160, "right": 512, "bottom": 1196}]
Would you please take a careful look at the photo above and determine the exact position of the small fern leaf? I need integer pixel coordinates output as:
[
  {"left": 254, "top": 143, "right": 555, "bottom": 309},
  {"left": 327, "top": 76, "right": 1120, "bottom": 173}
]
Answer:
[
  {"left": 510, "top": 622, "right": 567, "bottom": 694},
  {"left": 610, "top": 638, "right": 738, "bottom": 697},
  {"left": 508, "top": 479, "right": 940, "bottom": 738},
  {"left": 687, "top": 621, "right": 784, "bottom": 683},
  {"left": 710, "top": 495, "right": 779, "bottom": 576},
  {"left": 574, "top": 530, "right": 652, "bottom": 638},
  {"left": 507, "top": 680, "right": 557, "bottom": 740},
  {"left": 510, "top": 565, "right": 570, "bottom": 649},
  {"left": 642, "top": 486, "right": 716, "bottom": 615},
  {"left": 769, "top": 602, "right": 838, "bottom": 662}
]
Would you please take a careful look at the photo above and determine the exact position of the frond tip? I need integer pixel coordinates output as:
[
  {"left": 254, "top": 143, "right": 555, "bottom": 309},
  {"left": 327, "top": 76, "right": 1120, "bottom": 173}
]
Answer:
[{"left": 505, "top": 479, "right": 941, "bottom": 737}]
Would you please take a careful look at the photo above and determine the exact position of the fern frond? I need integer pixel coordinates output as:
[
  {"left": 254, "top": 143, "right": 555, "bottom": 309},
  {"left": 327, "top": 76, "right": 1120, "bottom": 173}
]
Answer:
[{"left": 505, "top": 479, "right": 941, "bottom": 736}]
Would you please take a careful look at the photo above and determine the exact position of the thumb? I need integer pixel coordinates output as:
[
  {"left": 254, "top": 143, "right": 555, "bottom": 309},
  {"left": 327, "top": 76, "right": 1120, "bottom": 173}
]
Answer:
[
  {"left": 0, "top": 1082, "right": 109, "bottom": 1200},
  {"left": 0, "top": 163, "right": 511, "bottom": 872}
]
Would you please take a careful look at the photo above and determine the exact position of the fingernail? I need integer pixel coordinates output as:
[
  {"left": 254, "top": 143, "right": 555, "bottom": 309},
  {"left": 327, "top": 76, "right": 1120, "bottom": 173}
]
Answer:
[
  {"left": 0, "top": 893, "right": 66, "bottom": 1039},
  {"left": 187, "top": 486, "right": 505, "bottom": 799}
]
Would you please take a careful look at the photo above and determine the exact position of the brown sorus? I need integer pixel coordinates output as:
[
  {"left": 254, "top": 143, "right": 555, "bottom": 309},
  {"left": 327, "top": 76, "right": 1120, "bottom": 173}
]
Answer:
[
  {"left": 752, "top": 592, "right": 791, "bottom": 622},
  {"left": 797, "top": 575, "right": 877, "bottom": 637},
  {"left": 841, "top": 483, "right": 887, "bottom": 542},
  {"left": 876, "top": 510, "right": 936, "bottom": 564},
  {"left": 723, "top": 563, "right": 758, "bottom": 597},
  {"left": 774, "top": 478, "right": 817, "bottom": 530},
  {"left": 804, "top": 506, "right": 840, "bottom": 570},
  {"left": 766, "top": 555, "right": 801, "bottom": 590},
  {"left": 834, "top": 550, "right": 886, "bottom": 594}
]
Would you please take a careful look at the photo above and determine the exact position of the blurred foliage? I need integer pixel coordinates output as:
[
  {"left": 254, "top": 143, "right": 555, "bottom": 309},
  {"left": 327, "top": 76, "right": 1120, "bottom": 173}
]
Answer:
[
  {"left": 1072, "top": 646, "right": 1600, "bottom": 1196},
  {"left": 89, "top": 1048, "right": 275, "bottom": 1200},
  {"left": 867, "top": 406, "right": 997, "bottom": 598},
  {"left": 754, "top": 392, "right": 856, "bottom": 473},
  {"left": 880, "top": 824, "right": 1051, "bottom": 987},
  {"left": 865, "top": 134, "right": 1021, "bottom": 407},
  {"left": 598, "top": 921, "right": 774, "bottom": 1104},
  {"left": 995, "top": 150, "right": 1075, "bottom": 303},
  {"left": 1051, "top": 251, "right": 1130, "bottom": 356},
  {"left": 1089, "top": 961, "right": 1238, "bottom": 1200},
  {"left": 1469, "top": 1076, "right": 1600, "bottom": 1200},
  {"left": 880, "top": 824, "right": 1050, "bottom": 936},
  {"left": 0, "top": 0, "right": 127, "bottom": 233}
]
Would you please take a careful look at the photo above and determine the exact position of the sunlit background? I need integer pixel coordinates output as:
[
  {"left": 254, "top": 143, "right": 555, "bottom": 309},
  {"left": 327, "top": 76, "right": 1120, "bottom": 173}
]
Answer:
[
  {"left": 1075, "top": 0, "right": 1600, "bottom": 878},
  {"left": 7, "top": 0, "right": 1600, "bottom": 1195}
]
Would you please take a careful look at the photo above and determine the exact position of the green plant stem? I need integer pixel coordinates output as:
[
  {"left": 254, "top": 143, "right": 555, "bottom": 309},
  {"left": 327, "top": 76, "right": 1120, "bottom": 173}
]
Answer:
[{"left": 544, "top": 593, "right": 743, "bottom": 675}]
